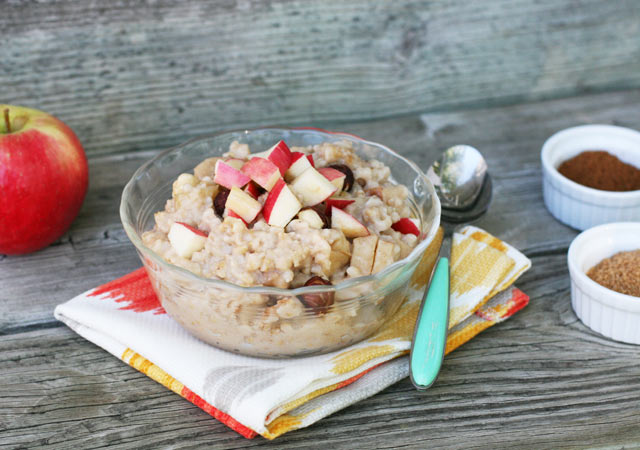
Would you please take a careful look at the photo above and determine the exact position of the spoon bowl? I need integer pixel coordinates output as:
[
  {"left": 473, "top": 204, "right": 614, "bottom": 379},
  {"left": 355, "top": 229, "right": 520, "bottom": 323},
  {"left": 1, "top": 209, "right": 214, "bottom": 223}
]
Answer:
[
  {"left": 427, "top": 145, "right": 488, "bottom": 211},
  {"left": 440, "top": 173, "right": 492, "bottom": 223}
]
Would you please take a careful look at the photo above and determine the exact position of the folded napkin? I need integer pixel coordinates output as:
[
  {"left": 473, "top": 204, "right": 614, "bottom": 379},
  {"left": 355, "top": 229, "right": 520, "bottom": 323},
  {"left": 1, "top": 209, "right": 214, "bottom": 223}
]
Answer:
[{"left": 54, "top": 225, "right": 531, "bottom": 439}]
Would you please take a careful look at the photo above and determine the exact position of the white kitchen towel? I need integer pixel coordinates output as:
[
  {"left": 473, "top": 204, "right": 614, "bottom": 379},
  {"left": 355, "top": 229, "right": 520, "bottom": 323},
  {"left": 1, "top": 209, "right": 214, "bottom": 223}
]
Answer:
[{"left": 54, "top": 225, "right": 530, "bottom": 439}]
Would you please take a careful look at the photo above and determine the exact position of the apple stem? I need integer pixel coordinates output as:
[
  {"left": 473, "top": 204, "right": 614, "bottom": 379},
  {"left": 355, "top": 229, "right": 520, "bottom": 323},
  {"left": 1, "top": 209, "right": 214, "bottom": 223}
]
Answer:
[{"left": 3, "top": 109, "right": 10, "bottom": 134}]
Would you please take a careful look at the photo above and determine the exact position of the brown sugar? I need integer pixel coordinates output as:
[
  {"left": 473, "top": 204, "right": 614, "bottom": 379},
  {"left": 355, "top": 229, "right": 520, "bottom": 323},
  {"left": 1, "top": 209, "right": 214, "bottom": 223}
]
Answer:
[
  {"left": 587, "top": 249, "right": 640, "bottom": 297},
  {"left": 557, "top": 151, "right": 640, "bottom": 191}
]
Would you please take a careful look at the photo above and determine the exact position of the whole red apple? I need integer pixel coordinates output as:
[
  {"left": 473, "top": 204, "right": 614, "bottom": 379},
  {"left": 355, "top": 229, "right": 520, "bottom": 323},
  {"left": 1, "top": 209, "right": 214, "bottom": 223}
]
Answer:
[{"left": 0, "top": 105, "right": 88, "bottom": 255}]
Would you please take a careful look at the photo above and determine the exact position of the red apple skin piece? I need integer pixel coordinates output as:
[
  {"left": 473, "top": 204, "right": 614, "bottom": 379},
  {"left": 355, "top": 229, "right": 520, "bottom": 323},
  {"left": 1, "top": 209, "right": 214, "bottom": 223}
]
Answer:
[
  {"left": 168, "top": 222, "right": 208, "bottom": 258},
  {"left": 307, "top": 154, "right": 315, "bottom": 167},
  {"left": 0, "top": 104, "right": 88, "bottom": 255},
  {"left": 266, "top": 140, "right": 293, "bottom": 176},
  {"left": 262, "top": 179, "right": 302, "bottom": 227},
  {"left": 175, "top": 222, "right": 208, "bottom": 237},
  {"left": 214, "top": 160, "right": 251, "bottom": 189},
  {"left": 330, "top": 206, "right": 369, "bottom": 238},
  {"left": 285, "top": 152, "right": 313, "bottom": 181},
  {"left": 226, "top": 209, "right": 248, "bottom": 226},
  {"left": 225, "top": 186, "right": 262, "bottom": 223},
  {"left": 225, "top": 158, "right": 245, "bottom": 170},
  {"left": 289, "top": 167, "right": 338, "bottom": 207},
  {"left": 391, "top": 218, "right": 420, "bottom": 236},
  {"left": 241, "top": 157, "right": 281, "bottom": 191},
  {"left": 324, "top": 198, "right": 355, "bottom": 216},
  {"left": 318, "top": 167, "right": 346, "bottom": 191},
  {"left": 244, "top": 181, "right": 263, "bottom": 199}
]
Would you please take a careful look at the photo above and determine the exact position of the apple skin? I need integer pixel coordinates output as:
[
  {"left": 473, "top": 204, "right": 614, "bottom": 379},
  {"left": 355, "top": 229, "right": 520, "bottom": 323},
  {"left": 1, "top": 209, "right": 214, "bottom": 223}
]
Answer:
[
  {"left": 0, "top": 105, "right": 88, "bottom": 255},
  {"left": 391, "top": 218, "right": 420, "bottom": 236},
  {"left": 324, "top": 198, "right": 355, "bottom": 216}
]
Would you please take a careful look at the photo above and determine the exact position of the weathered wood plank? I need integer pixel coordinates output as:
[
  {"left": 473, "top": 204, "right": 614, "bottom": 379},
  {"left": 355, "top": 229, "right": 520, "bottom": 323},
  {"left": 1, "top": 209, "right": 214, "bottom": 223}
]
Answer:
[
  {"left": 3, "top": 88, "right": 639, "bottom": 332},
  {"left": 2, "top": 0, "right": 640, "bottom": 157},
  {"left": 2, "top": 250, "right": 640, "bottom": 449}
]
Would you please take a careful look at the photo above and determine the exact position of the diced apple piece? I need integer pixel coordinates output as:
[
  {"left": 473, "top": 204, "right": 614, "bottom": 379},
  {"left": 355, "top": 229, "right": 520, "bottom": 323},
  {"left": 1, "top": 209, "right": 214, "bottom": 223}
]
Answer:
[
  {"left": 328, "top": 248, "right": 351, "bottom": 273},
  {"left": 307, "top": 154, "right": 315, "bottom": 167},
  {"left": 372, "top": 239, "right": 396, "bottom": 274},
  {"left": 226, "top": 209, "right": 248, "bottom": 226},
  {"left": 251, "top": 149, "right": 270, "bottom": 159},
  {"left": 391, "top": 218, "right": 421, "bottom": 236},
  {"left": 244, "top": 181, "right": 263, "bottom": 199},
  {"left": 193, "top": 157, "right": 220, "bottom": 179},
  {"left": 325, "top": 234, "right": 351, "bottom": 274},
  {"left": 330, "top": 207, "right": 369, "bottom": 238},
  {"left": 290, "top": 167, "right": 338, "bottom": 207},
  {"left": 285, "top": 152, "right": 313, "bottom": 181},
  {"left": 241, "top": 157, "right": 281, "bottom": 191},
  {"left": 214, "top": 160, "right": 251, "bottom": 189},
  {"left": 225, "top": 187, "right": 262, "bottom": 223},
  {"left": 328, "top": 164, "right": 354, "bottom": 191},
  {"left": 263, "top": 179, "right": 301, "bottom": 227},
  {"left": 168, "top": 222, "right": 207, "bottom": 258},
  {"left": 325, "top": 198, "right": 355, "bottom": 216},
  {"left": 298, "top": 208, "right": 325, "bottom": 229},
  {"left": 318, "top": 167, "right": 346, "bottom": 192},
  {"left": 225, "top": 158, "right": 245, "bottom": 170},
  {"left": 267, "top": 140, "right": 293, "bottom": 176},
  {"left": 331, "top": 233, "right": 351, "bottom": 255},
  {"left": 174, "top": 222, "right": 207, "bottom": 237},
  {"left": 351, "top": 235, "right": 379, "bottom": 276}
]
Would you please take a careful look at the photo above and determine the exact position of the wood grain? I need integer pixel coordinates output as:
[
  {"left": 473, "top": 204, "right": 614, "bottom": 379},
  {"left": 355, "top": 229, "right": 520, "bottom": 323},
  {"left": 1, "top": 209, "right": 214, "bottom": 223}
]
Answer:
[{"left": 3, "top": 0, "right": 640, "bottom": 158}]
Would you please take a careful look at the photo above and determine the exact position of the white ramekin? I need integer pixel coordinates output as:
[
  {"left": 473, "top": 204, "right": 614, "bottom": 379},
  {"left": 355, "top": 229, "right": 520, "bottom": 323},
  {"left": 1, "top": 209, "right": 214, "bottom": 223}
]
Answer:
[
  {"left": 541, "top": 125, "right": 640, "bottom": 230},
  {"left": 567, "top": 222, "right": 640, "bottom": 344}
]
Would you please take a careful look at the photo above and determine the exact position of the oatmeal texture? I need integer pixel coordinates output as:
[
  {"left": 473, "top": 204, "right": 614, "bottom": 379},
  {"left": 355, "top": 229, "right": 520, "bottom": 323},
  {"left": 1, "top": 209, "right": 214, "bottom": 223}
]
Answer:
[{"left": 141, "top": 140, "right": 423, "bottom": 356}]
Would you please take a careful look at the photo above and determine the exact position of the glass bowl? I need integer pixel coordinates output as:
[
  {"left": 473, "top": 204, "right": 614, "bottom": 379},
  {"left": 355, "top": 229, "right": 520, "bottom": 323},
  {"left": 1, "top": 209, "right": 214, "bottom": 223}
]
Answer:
[{"left": 120, "top": 128, "right": 441, "bottom": 358}]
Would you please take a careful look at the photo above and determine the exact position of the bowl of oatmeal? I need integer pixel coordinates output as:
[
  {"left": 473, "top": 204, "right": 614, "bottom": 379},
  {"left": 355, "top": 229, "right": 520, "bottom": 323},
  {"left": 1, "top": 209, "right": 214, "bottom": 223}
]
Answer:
[{"left": 120, "top": 128, "right": 441, "bottom": 357}]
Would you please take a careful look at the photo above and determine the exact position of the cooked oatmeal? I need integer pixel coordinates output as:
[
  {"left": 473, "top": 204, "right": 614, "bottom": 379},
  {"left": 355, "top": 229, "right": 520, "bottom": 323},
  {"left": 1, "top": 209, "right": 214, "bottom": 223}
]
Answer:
[
  {"left": 140, "top": 138, "right": 426, "bottom": 356},
  {"left": 143, "top": 140, "right": 420, "bottom": 288}
]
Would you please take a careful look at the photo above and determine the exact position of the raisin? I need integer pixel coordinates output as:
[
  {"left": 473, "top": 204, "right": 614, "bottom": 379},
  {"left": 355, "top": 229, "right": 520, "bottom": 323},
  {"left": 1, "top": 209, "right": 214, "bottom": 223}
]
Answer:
[
  {"left": 300, "top": 276, "right": 334, "bottom": 312},
  {"left": 213, "top": 188, "right": 230, "bottom": 217}
]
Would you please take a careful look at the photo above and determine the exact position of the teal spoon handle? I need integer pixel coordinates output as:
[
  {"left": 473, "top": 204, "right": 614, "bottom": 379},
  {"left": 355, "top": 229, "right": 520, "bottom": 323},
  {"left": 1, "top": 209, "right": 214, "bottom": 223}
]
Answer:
[{"left": 409, "top": 255, "right": 450, "bottom": 390}]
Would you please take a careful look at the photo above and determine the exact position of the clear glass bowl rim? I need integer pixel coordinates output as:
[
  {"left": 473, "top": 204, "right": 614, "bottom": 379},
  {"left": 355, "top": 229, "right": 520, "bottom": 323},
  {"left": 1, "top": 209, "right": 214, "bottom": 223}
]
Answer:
[{"left": 119, "top": 126, "right": 442, "bottom": 296}]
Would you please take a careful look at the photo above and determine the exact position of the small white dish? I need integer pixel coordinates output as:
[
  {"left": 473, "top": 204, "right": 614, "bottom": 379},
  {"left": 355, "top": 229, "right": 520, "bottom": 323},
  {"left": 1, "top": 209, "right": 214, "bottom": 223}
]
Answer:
[
  {"left": 567, "top": 222, "right": 640, "bottom": 344},
  {"left": 541, "top": 124, "right": 640, "bottom": 230}
]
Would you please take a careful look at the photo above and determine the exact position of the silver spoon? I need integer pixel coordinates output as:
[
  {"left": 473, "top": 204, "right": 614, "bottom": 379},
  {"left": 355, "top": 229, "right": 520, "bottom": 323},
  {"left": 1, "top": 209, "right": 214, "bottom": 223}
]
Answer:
[
  {"left": 427, "top": 144, "right": 492, "bottom": 222},
  {"left": 410, "top": 145, "right": 491, "bottom": 390}
]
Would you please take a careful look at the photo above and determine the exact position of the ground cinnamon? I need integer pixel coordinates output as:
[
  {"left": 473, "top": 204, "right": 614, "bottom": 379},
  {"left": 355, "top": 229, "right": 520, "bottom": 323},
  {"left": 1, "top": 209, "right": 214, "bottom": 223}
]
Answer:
[
  {"left": 587, "top": 249, "right": 640, "bottom": 297},
  {"left": 557, "top": 151, "right": 640, "bottom": 191}
]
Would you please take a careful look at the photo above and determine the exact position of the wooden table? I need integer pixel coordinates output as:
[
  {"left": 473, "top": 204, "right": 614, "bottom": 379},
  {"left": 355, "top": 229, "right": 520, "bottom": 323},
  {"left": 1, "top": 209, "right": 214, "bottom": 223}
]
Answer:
[{"left": 3, "top": 89, "right": 640, "bottom": 448}]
